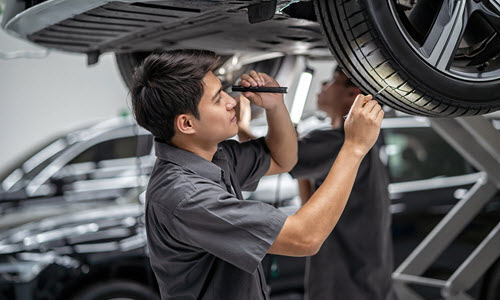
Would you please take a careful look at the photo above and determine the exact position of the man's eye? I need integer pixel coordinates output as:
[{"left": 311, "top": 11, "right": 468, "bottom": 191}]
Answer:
[{"left": 216, "top": 96, "right": 222, "bottom": 103}]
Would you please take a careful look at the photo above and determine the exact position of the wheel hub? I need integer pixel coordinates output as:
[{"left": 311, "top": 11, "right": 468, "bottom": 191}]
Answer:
[{"left": 389, "top": 0, "right": 500, "bottom": 81}]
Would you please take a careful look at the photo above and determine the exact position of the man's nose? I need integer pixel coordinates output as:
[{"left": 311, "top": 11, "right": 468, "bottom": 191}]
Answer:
[{"left": 226, "top": 94, "right": 237, "bottom": 110}]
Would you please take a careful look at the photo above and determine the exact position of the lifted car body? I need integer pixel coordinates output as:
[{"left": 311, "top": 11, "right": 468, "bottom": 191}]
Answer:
[{"left": 3, "top": 0, "right": 500, "bottom": 116}]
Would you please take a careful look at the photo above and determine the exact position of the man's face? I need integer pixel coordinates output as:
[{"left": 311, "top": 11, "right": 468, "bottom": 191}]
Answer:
[
  {"left": 191, "top": 71, "right": 239, "bottom": 144},
  {"left": 317, "top": 71, "right": 361, "bottom": 116}
]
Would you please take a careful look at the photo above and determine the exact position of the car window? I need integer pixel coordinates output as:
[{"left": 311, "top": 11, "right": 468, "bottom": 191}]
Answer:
[
  {"left": 0, "top": 135, "right": 67, "bottom": 188},
  {"left": 2, "top": 140, "right": 69, "bottom": 191},
  {"left": 69, "top": 135, "right": 153, "bottom": 165},
  {"left": 383, "top": 127, "right": 473, "bottom": 183}
]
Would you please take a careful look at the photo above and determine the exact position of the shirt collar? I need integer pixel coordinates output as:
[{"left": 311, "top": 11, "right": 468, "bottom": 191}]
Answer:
[{"left": 154, "top": 138, "right": 228, "bottom": 184}]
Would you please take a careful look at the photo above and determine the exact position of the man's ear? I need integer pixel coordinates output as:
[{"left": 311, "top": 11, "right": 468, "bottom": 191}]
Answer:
[{"left": 175, "top": 114, "right": 196, "bottom": 135}]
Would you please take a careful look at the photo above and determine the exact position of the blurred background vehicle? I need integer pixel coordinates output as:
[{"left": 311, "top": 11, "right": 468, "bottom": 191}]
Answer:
[{"left": 0, "top": 117, "right": 153, "bottom": 229}]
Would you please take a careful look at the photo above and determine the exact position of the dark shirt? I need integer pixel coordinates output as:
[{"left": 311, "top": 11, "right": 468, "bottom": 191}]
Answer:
[
  {"left": 290, "top": 127, "right": 395, "bottom": 300},
  {"left": 146, "top": 137, "right": 288, "bottom": 300}
]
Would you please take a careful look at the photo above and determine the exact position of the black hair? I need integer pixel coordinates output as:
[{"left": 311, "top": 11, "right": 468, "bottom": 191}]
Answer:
[{"left": 131, "top": 50, "right": 220, "bottom": 141}]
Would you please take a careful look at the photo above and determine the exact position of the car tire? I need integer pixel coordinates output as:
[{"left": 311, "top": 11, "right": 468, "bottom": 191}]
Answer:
[
  {"left": 116, "top": 52, "right": 152, "bottom": 91},
  {"left": 71, "top": 280, "right": 159, "bottom": 300},
  {"left": 313, "top": 0, "right": 500, "bottom": 117}
]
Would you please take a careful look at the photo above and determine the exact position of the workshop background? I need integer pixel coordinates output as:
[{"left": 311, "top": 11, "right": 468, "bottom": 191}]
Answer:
[{"left": 2, "top": 1, "right": 500, "bottom": 299}]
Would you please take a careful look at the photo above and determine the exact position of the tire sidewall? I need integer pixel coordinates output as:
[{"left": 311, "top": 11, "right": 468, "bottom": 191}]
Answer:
[{"left": 364, "top": 0, "right": 500, "bottom": 104}]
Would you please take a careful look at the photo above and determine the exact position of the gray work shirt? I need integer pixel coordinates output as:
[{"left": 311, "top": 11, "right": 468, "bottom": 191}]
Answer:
[
  {"left": 290, "top": 127, "right": 395, "bottom": 300},
  {"left": 146, "top": 137, "right": 287, "bottom": 300}
]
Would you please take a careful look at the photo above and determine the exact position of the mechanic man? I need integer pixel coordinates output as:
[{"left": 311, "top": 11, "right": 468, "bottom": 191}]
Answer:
[
  {"left": 292, "top": 66, "right": 395, "bottom": 300},
  {"left": 131, "top": 50, "right": 383, "bottom": 300}
]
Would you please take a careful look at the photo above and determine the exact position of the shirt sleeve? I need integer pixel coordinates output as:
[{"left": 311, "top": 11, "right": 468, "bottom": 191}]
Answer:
[
  {"left": 221, "top": 137, "right": 271, "bottom": 191},
  {"left": 289, "top": 129, "right": 344, "bottom": 179},
  {"left": 171, "top": 177, "right": 287, "bottom": 274}
]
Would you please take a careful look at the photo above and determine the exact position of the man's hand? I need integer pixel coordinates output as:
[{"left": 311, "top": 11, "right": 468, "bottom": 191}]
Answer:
[
  {"left": 239, "top": 70, "right": 283, "bottom": 111},
  {"left": 343, "top": 94, "right": 383, "bottom": 157},
  {"left": 237, "top": 71, "right": 297, "bottom": 175}
]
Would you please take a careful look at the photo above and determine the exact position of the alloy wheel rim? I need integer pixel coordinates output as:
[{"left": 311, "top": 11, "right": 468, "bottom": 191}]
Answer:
[{"left": 388, "top": 0, "right": 500, "bottom": 82}]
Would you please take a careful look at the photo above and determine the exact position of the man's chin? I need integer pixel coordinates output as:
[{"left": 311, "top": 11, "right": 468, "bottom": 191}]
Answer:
[{"left": 227, "top": 127, "right": 239, "bottom": 140}]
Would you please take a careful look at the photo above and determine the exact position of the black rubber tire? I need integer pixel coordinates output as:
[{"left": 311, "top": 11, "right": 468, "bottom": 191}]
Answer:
[
  {"left": 71, "top": 280, "right": 159, "bottom": 300},
  {"left": 313, "top": 0, "right": 500, "bottom": 117},
  {"left": 116, "top": 52, "right": 151, "bottom": 91},
  {"left": 115, "top": 52, "right": 286, "bottom": 91}
]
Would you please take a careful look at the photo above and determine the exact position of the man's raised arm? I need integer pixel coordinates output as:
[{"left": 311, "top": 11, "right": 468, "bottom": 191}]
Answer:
[
  {"left": 268, "top": 94, "right": 384, "bottom": 256},
  {"left": 239, "top": 71, "right": 297, "bottom": 175}
]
